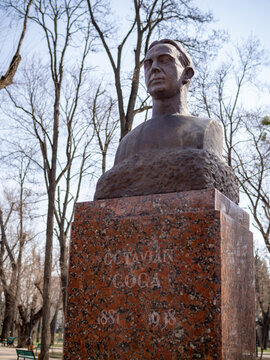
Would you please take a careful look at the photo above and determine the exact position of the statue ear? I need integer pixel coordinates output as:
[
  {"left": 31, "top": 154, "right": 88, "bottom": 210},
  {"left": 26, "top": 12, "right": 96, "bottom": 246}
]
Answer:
[{"left": 183, "top": 66, "right": 194, "bottom": 84}]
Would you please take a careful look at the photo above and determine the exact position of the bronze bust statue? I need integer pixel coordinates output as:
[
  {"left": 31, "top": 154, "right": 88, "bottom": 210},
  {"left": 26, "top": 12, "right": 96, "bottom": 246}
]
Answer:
[{"left": 94, "top": 39, "right": 238, "bottom": 203}]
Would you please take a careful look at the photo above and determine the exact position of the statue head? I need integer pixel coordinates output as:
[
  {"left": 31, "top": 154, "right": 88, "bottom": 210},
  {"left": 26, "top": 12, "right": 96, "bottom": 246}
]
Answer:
[{"left": 144, "top": 39, "right": 194, "bottom": 100}]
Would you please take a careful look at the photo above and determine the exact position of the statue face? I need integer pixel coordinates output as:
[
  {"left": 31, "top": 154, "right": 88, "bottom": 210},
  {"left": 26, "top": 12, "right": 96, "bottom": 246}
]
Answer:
[{"left": 144, "top": 43, "right": 185, "bottom": 100}]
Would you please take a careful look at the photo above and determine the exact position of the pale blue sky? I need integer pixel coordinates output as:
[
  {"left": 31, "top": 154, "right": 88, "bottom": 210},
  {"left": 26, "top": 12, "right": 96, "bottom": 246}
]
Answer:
[
  {"left": 200, "top": 0, "right": 270, "bottom": 49},
  {"left": 201, "top": 0, "right": 270, "bottom": 252},
  {"left": 1, "top": 0, "right": 269, "bottom": 70}
]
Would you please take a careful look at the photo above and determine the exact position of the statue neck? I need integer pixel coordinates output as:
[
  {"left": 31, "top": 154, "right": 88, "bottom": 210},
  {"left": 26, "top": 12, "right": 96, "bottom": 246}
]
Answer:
[{"left": 151, "top": 89, "right": 190, "bottom": 117}]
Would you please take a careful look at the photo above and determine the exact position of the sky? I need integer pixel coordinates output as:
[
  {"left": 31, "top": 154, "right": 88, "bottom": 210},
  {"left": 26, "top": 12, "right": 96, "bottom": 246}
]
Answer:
[
  {"left": 1, "top": 0, "right": 269, "bottom": 82},
  {"left": 200, "top": 0, "right": 270, "bottom": 252},
  {"left": 200, "top": 0, "right": 270, "bottom": 48},
  {"left": 198, "top": 0, "right": 270, "bottom": 112}
]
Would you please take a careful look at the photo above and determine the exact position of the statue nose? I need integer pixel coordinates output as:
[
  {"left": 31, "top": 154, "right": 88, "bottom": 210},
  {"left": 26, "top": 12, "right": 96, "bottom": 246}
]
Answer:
[{"left": 152, "top": 61, "right": 161, "bottom": 72}]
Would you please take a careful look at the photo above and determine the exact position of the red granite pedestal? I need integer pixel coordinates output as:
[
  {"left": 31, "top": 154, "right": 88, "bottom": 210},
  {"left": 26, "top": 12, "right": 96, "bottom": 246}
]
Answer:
[{"left": 64, "top": 189, "right": 255, "bottom": 360}]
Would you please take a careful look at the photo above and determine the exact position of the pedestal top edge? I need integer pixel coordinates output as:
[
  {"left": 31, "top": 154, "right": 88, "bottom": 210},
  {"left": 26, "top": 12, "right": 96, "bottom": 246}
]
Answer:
[{"left": 74, "top": 189, "right": 249, "bottom": 229}]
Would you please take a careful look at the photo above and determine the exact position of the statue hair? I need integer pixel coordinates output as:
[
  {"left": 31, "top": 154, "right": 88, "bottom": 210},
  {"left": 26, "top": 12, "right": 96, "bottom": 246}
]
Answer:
[{"left": 148, "top": 39, "right": 194, "bottom": 70}]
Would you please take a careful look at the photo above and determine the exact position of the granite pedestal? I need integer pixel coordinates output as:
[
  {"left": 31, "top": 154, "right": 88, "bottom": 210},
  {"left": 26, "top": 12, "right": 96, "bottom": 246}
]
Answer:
[{"left": 64, "top": 189, "right": 255, "bottom": 359}]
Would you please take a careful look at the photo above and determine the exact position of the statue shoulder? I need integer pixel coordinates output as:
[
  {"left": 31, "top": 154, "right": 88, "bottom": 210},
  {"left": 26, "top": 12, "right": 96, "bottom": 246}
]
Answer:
[
  {"left": 181, "top": 116, "right": 222, "bottom": 158},
  {"left": 114, "top": 122, "right": 146, "bottom": 165},
  {"left": 203, "top": 118, "right": 223, "bottom": 159}
]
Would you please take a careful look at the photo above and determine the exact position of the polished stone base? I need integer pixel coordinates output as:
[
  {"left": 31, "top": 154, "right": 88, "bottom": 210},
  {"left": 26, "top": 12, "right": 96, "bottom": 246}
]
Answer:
[{"left": 64, "top": 189, "right": 255, "bottom": 359}]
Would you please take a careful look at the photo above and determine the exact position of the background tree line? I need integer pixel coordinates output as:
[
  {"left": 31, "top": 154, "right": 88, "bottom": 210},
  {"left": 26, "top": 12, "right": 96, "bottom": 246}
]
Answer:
[{"left": 0, "top": 0, "right": 269, "bottom": 359}]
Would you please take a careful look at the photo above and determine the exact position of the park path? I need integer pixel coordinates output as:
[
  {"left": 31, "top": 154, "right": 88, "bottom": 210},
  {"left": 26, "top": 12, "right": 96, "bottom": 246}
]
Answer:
[
  {"left": 1, "top": 346, "right": 270, "bottom": 360},
  {"left": 0, "top": 346, "right": 62, "bottom": 359}
]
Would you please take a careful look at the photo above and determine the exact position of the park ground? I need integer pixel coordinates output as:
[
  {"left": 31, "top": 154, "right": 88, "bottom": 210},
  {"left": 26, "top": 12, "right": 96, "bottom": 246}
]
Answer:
[
  {"left": 1, "top": 347, "right": 270, "bottom": 359},
  {"left": 0, "top": 345, "right": 62, "bottom": 359}
]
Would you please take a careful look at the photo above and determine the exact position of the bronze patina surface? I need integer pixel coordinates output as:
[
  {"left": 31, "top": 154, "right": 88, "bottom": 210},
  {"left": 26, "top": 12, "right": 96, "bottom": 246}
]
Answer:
[{"left": 94, "top": 39, "right": 238, "bottom": 203}]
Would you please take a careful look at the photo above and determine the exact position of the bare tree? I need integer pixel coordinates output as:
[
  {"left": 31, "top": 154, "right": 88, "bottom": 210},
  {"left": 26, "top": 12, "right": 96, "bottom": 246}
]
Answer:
[
  {"left": 87, "top": 0, "right": 224, "bottom": 139},
  {"left": 0, "top": 155, "right": 35, "bottom": 340},
  {"left": 191, "top": 36, "right": 267, "bottom": 167},
  {"left": 87, "top": 83, "right": 119, "bottom": 174},
  {"left": 0, "top": 205, "right": 17, "bottom": 340},
  {"left": 0, "top": 0, "right": 95, "bottom": 360},
  {"left": 0, "top": 0, "right": 33, "bottom": 90},
  {"left": 54, "top": 95, "right": 94, "bottom": 315},
  {"left": 16, "top": 246, "right": 44, "bottom": 347},
  {"left": 191, "top": 36, "right": 270, "bottom": 254},
  {"left": 236, "top": 115, "right": 270, "bottom": 251},
  {"left": 17, "top": 303, "right": 43, "bottom": 347},
  {"left": 255, "top": 253, "right": 270, "bottom": 358}
]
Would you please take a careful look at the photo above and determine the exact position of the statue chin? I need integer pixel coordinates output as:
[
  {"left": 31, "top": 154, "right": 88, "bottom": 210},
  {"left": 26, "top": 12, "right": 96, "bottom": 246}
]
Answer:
[
  {"left": 150, "top": 89, "right": 171, "bottom": 100},
  {"left": 94, "top": 148, "right": 239, "bottom": 204}
]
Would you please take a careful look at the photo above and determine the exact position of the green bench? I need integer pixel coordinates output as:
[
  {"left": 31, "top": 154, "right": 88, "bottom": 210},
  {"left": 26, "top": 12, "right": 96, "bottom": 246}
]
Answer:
[
  {"left": 2, "top": 336, "right": 16, "bottom": 346},
  {"left": 16, "top": 349, "right": 36, "bottom": 359}
]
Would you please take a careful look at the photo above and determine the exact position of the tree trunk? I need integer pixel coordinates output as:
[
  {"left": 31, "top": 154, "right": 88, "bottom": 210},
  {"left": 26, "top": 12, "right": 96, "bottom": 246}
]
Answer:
[
  {"left": 262, "top": 314, "right": 269, "bottom": 350},
  {"left": 60, "top": 246, "right": 68, "bottom": 314},
  {"left": 17, "top": 306, "right": 42, "bottom": 347},
  {"left": 102, "top": 152, "right": 106, "bottom": 174},
  {"left": 40, "top": 193, "right": 55, "bottom": 359},
  {"left": 36, "top": 319, "right": 41, "bottom": 343},
  {"left": 50, "top": 302, "right": 59, "bottom": 345},
  {"left": 40, "top": 82, "right": 60, "bottom": 360},
  {"left": 17, "top": 323, "right": 30, "bottom": 348},
  {"left": 1, "top": 291, "right": 15, "bottom": 339}
]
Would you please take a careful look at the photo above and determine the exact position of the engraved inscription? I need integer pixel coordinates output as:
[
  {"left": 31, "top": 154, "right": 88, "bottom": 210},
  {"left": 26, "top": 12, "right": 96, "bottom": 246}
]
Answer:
[
  {"left": 148, "top": 309, "right": 176, "bottom": 328},
  {"left": 97, "top": 308, "right": 177, "bottom": 328},
  {"left": 97, "top": 310, "right": 120, "bottom": 326},
  {"left": 104, "top": 249, "right": 173, "bottom": 267},
  {"left": 98, "top": 247, "right": 175, "bottom": 328},
  {"left": 112, "top": 272, "right": 160, "bottom": 289}
]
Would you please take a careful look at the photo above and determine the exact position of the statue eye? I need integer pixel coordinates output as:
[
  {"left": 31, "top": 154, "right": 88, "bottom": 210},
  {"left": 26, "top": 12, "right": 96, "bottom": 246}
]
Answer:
[
  {"left": 159, "top": 55, "right": 173, "bottom": 64},
  {"left": 144, "top": 59, "right": 152, "bottom": 69}
]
